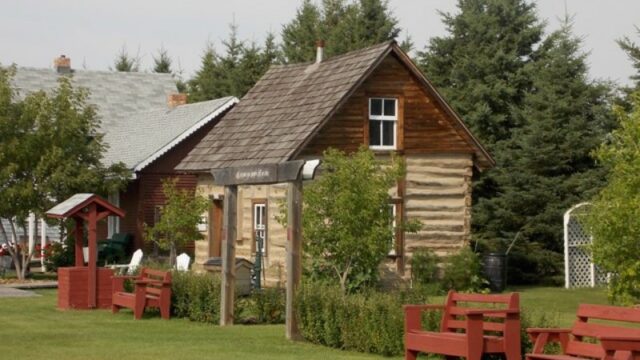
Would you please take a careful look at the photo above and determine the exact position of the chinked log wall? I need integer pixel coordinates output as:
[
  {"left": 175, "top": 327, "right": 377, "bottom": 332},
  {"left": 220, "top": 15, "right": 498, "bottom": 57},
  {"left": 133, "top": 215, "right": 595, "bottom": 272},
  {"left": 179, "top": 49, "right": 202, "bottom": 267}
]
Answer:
[{"left": 404, "top": 154, "right": 473, "bottom": 258}]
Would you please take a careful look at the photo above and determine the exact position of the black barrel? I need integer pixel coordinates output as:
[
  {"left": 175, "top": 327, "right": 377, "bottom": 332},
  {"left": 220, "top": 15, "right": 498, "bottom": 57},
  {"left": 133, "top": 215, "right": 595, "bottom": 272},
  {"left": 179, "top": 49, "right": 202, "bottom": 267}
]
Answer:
[{"left": 483, "top": 253, "right": 507, "bottom": 293}]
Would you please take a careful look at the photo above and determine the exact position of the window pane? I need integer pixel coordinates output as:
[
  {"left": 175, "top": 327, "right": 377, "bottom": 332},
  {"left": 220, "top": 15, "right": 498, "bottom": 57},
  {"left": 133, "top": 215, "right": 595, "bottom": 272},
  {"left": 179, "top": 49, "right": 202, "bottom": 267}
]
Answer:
[
  {"left": 382, "top": 121, "right": 395, "bottom": 146},
  {"left": 370, "top": 98, "right": 382, "bottom": 116},
  {"left": 370, "top": 120, "right": 381, "bottom": 146},
  {"left": 383, "top": 99, "right": 396, "bottom": 116}
]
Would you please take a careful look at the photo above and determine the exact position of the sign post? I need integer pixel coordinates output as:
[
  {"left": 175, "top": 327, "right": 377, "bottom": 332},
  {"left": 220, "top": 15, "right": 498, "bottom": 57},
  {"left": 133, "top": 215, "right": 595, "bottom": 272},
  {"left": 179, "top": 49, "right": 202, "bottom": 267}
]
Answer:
[{"left": 211, "top": 160, "right": 319, "bottom": 340}]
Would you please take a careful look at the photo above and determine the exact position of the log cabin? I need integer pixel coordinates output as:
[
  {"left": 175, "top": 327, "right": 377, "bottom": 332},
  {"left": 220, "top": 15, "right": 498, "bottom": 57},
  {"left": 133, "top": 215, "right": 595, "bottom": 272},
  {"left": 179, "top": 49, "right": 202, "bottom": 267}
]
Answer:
[{"left": 176, "top": 41, "right": 494, "bottom": 285}]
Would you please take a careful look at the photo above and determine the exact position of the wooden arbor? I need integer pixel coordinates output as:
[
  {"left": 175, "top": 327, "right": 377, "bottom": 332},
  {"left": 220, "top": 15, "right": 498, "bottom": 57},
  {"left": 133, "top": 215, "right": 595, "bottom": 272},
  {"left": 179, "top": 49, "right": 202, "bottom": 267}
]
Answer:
[
  {"left": 46, "top": 193, "right": 125, "bottom": 309},
  {"left": 212, "top": 160, "right": 320, "bottom": 340}
]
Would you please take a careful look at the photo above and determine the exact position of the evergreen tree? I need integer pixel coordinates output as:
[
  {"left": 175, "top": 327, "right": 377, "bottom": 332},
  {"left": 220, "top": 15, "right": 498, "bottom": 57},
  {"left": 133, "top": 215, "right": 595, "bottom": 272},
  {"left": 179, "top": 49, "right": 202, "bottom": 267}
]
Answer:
[
  {"left": 187, "top": 44, "right": 221, "bottom": 102},
  {"left": 112, "top": 45, "right": 140, "bottom": 72},
  {"left": 187, "top": 25, "right": 280, "bottom": 101},
  {"left": 417, "top": 0, "right": 543, "bottom": 148},
  {"left": 152, "top": 47, "right": 173, "bottom": 74},
  {"left": 281, "top": 0, "right": 401, "bottom": 63},
  {"left": 474, "top": 21, "right": 615, "bottom": 283},
  {"left": 281, "top": 0, "right": 322, "bottom": 63},
  {"left": 617, "top": 26, "right": 640, "bottom": 88}
]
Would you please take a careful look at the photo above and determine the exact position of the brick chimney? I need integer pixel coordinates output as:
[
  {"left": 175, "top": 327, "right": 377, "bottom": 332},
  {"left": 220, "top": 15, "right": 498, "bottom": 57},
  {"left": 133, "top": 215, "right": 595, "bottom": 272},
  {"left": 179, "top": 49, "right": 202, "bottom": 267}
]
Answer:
[
  {"left": 54, "top": 55, "right": 71, "bottom": 73},
  {"left": 167, "top": 93, "right": 187, "bottom": 108},
  {"left": 315, "top": 40, "right": 325, "bottom": 63}
]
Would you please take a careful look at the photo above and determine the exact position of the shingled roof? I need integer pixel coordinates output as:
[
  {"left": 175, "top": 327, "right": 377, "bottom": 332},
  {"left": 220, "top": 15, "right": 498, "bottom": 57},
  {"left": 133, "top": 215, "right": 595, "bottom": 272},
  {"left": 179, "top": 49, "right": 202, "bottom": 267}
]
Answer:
[
  {"left": 176, "top": 41, "right": 493, "bottom": 172},
  {"left": 12, "top": 67, "right": 177, "bottom": 128},
  {"left": 11, "top": 67, "right": 237, "bottom": 173}
]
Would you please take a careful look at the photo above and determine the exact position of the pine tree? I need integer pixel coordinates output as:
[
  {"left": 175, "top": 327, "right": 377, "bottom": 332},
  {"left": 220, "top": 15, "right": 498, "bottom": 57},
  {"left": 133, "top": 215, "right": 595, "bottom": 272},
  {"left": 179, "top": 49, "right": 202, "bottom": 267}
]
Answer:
[
  {"left": 281, "top": 0, "right": 401, "bottom": 63},
  {"left": 281, "top": 0, "right": 322, "bottom": 63},
  {"left": 618, "top": 26, "right": 640, "bottom": 88},
  {"left": 187, "top": 25, "right": 280, "bottom": 101},
  {"left": 474, "top": 20, "right": 615, "bottom": 283},
  {"left": 152, "top": 47, "right": 172, "bottom": 74},
  {"left": 187, "top": 44, "right": 221, "bottom": 102},
  {"left": 417, "top": 0, "right": 543, "bottom": 148},
  {"left": 112, "top": 45, "right": 140, "bottom": 72}
]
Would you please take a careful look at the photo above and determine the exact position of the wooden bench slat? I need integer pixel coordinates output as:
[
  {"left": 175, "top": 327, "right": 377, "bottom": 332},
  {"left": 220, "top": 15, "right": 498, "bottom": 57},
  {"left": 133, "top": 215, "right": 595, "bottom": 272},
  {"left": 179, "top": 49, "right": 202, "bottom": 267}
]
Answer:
[
  {"left": 572, "top": 321, "right": 640, "bottom": 339},
  {"left": 577, "top": 304, "right": 640, "bottom": 323},
  {"left": 451, "top": 293, "right": 515, "bottom": 304},
  {"left": 446, "top": 319, "right": 506, "bottom": 333}
]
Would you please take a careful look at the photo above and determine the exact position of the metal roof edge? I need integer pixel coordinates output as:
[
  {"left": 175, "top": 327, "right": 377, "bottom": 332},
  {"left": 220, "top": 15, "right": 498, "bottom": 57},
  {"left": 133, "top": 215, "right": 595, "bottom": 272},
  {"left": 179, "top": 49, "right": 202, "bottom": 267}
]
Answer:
[{"left": 132, "top": 97, "right": 239, "bottom": 173}]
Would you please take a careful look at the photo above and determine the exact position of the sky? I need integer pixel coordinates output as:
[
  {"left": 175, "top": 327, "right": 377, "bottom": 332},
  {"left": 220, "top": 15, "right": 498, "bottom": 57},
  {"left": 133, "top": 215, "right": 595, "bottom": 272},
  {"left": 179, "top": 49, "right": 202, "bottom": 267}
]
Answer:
[{"left": 1, "top": 0, "right": 638, "bottom": 85}]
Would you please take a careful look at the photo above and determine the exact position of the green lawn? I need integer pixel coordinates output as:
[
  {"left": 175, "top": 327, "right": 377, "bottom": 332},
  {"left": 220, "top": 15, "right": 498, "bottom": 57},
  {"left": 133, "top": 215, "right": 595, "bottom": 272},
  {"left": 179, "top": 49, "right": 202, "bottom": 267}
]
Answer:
[
  {"left": 0, "top": 286, "right": 608, "bottom": 360},
  {"left": 0, "top": 290, "right": 387, "bottom": 360}
]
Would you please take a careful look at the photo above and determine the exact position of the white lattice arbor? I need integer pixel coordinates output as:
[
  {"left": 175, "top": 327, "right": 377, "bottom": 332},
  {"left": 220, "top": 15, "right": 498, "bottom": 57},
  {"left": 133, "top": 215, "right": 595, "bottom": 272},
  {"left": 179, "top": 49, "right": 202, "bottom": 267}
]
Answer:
[{"left": 563, "top": 203, "right": 607, "bottom": 288}]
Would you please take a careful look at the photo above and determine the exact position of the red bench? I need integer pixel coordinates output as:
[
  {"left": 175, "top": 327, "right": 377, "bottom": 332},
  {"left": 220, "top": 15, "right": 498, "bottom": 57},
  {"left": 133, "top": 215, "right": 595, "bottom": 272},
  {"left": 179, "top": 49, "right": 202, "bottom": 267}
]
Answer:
[
  {"left": 404, "top": 291, "right": 521, "bottom": 360},
  {"left": 111, "top": 268, "right": 172, "bottom": 320},
  {"left": 527, "top": 304, "right": 640, "bottom": 360}
]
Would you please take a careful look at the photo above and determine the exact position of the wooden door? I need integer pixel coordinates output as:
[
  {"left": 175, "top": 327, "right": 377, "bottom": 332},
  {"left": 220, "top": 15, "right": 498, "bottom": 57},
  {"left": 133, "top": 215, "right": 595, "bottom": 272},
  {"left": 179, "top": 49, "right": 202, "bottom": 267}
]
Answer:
[{"left": 209, "top": 199, "right": 223, "bottom": 257}]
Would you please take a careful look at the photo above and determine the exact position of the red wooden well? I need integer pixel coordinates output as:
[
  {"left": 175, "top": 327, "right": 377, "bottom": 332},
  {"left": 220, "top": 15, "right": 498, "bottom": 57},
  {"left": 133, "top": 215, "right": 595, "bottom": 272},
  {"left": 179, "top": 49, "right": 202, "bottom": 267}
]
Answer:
[
  {"left": 46, "top": 193, "right": 125, "bottom": 310},
  {"left": 58, "top": 267, "right": 114, "bottom": 309}
]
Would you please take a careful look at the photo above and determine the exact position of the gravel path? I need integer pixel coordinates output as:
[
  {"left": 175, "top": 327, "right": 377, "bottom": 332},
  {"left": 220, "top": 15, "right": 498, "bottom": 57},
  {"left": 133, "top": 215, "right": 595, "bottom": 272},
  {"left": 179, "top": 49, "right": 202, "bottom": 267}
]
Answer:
[{"left": 0, "top": 286, "right": 40, "bottom": 297}]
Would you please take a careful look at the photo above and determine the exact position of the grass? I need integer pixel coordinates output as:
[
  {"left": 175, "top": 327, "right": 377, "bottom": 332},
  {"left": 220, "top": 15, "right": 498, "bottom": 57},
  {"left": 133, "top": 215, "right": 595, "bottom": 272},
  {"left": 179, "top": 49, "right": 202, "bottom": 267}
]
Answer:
[
  {"left": 0, "top": 290, "right": 387, "bottom": 360},
  {"left": 0, "top": 286, "right": 609, "bottom": 360}
]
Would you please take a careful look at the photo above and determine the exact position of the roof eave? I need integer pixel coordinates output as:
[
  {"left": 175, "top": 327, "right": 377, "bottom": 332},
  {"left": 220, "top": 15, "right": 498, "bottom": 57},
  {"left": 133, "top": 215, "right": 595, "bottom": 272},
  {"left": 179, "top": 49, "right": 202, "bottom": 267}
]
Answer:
[{"left": 133, "top": 97, "right": 238, "bottom": 173}]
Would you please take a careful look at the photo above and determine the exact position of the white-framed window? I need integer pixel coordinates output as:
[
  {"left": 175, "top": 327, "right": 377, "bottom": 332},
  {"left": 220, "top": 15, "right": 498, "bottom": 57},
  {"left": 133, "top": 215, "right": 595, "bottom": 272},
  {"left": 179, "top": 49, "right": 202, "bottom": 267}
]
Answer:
[
  {"left": 369, "top": 98, "right": 397, "bottom": 149},
  {"left": 253, "top": 203, "right": 267, "bottom": 255},
  {"left": 388, "top": 203, "right": 397, "bottom": 256}
]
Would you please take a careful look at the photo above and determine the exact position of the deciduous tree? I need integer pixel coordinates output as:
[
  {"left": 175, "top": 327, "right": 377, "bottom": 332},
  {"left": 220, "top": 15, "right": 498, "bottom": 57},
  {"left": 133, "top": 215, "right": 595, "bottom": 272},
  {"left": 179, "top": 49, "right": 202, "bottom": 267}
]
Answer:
[
  {"left": 586, "top": 92, "right": 640, "bottom": 304},
  {"left": 0, "top": 67, "right": 129, "bottom": 279},
  {"left": 144, "top": 178, "right": 208, "bottom": 266},
  {"left": 300, "top": 147, "right": 419, "bottom": 293}
]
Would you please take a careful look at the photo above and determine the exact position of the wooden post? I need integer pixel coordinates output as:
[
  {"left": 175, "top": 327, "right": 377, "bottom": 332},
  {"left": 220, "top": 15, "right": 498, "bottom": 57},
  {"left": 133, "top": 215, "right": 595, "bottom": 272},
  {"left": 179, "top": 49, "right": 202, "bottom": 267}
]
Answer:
[
  {"left": 220, "top": 185, "right": 237, "bottom": 326},
  {"left": 286, "top": 179, "right": 303, "bottom": 340},
  {"left": 88, "top": 203, "right": 97, "bottom": 309},
  {"left": 74, "top": 219, "right": 83, "bottom": 267}
]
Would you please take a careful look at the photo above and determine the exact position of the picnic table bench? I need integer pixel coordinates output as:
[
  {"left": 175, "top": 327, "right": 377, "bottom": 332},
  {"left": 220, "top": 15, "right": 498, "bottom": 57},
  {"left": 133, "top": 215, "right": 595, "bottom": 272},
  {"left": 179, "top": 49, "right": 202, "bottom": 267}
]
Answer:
[
  {"left": 527, "top": 304, "right": 640, "bottom": 360},
  {"left": 404, "top": 290, "right": 521, "bottom": 360},
  {"left": 111, "top": 268, "right": 172, "bottom": 320}
]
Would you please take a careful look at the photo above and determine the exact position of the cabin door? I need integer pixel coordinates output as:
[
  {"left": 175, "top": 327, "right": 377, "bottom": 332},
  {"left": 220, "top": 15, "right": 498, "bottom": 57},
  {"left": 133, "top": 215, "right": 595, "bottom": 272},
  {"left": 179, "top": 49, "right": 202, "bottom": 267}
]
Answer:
[{"left": 208, "top": 199, "right": 223, "bottom": 257}]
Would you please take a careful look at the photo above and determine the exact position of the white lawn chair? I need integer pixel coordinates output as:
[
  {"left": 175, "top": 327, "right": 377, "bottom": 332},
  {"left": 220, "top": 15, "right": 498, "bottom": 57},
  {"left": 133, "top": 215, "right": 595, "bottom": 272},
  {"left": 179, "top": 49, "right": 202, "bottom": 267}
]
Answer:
[
  {"left": 176, "top": 253, "right": 190, "bottom": 272},
  {"left": 108, "top": 249, "right": 143, "bottom": 275}
]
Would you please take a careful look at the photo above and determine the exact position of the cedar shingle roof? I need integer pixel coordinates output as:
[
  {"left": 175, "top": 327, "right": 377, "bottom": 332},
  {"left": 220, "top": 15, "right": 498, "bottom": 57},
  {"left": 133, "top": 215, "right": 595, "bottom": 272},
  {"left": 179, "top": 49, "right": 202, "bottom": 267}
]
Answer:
[{"left": 176, "top": 41, "right": 493, "bottom": 172}]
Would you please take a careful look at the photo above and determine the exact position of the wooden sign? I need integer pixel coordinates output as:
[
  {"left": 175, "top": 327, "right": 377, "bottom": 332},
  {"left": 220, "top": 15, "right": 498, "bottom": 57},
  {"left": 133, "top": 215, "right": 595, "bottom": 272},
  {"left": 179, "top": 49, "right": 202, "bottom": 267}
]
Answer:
[{"left": 212, "top": 161, "right": 305, "bottom": 186}]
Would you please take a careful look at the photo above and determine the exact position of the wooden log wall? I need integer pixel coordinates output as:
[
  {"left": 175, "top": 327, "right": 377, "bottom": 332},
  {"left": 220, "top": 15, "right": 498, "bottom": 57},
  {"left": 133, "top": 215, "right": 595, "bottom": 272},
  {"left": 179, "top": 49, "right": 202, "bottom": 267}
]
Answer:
[{"left": 404, "top": 154, "right": 473, "bottom": 259}]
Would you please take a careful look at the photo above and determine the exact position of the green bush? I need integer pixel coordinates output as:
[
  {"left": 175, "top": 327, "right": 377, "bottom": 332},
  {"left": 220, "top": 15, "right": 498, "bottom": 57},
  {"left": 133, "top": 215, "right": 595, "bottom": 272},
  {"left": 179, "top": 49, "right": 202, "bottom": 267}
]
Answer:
[
  {"left": 520, "top": 307, "right": 561, "bottom": 357},
  {"left": 43, "top": 237, "right": 74, "bottom": 272},
  {"left": 441, "top": 247, "right": 488, "bottom": 292},
  {"left": 296, "top": 282, "right": 429, "bottom": 356},
  {"left": 171, "top": 271, "right": 221, "bottom": 323},
  {"left": 248, "top": 287, "right": 285, "bottom": 324},
  {"left": 410, "top": 248, "right": 440, "bottom": 287}
]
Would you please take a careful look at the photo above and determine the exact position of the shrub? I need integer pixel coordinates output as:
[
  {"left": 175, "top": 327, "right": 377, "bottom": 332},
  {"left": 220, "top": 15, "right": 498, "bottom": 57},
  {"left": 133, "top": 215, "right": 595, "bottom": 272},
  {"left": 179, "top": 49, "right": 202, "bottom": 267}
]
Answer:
[
  {"left": 43, "top": 237, "right": 74, "bottom": 272},
  {"left": 171, "top": 271, "right": 221, "bottom": 323},
  {"left": 520, "top": 307, "right": 561, "bottom": 357},
  {"left": 410, "top": 248, "right": 440, "bottom": 287},
  {"left": 248, "top": 287, "right": 285, "bottom": 324},
  {"left": 296, "top": 282, "right": 429, "bottom": 356},
  {"left": 441, "top": 247, "right": 488, "bottom": 292}
]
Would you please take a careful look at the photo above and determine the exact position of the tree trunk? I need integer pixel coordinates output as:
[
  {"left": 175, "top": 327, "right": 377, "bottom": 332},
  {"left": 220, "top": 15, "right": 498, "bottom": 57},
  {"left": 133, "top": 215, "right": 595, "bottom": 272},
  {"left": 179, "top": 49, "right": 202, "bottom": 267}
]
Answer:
[
  {"left": 169, "top": 243, "right": 177, "bottom": 267},
  {"left": 8, "top": 220, "right": 25, "bottom": 281}
]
